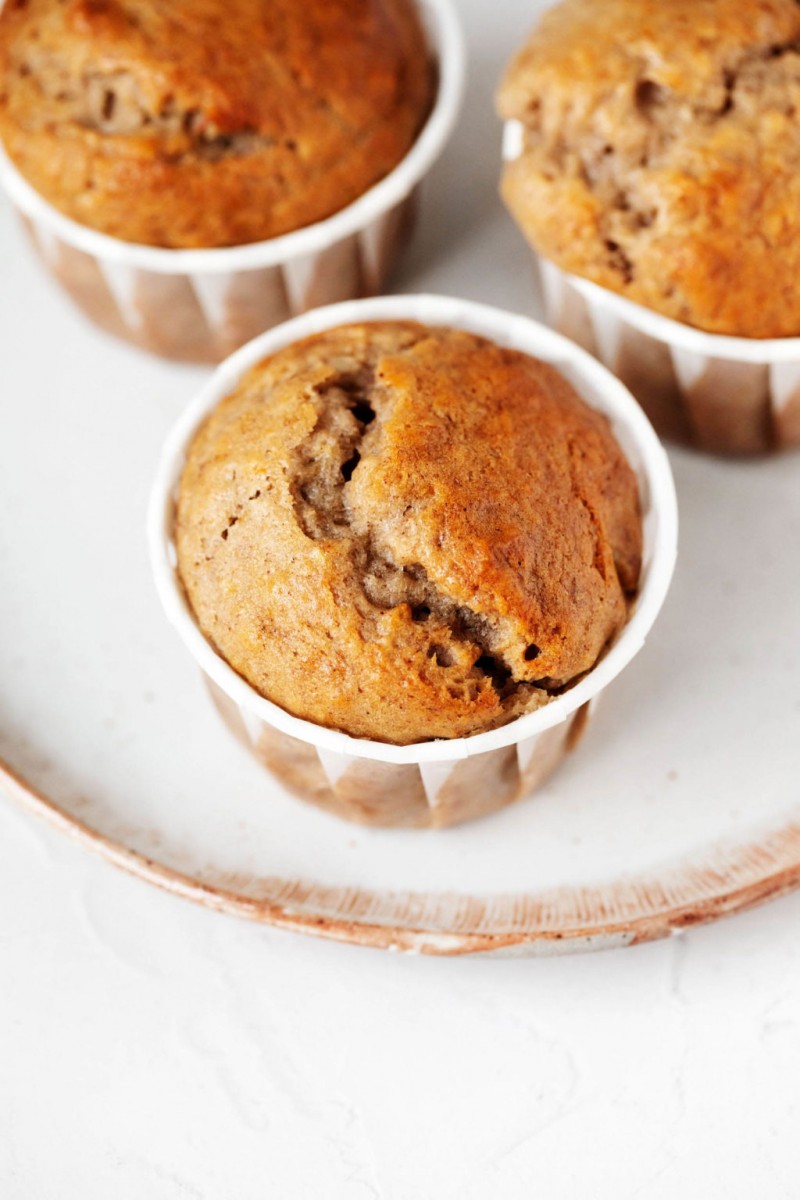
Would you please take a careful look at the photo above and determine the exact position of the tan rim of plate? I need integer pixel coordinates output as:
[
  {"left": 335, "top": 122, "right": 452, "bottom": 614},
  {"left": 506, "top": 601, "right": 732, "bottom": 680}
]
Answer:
[{"left": 2, "top": 753, "right": 799, "bottom": 956}]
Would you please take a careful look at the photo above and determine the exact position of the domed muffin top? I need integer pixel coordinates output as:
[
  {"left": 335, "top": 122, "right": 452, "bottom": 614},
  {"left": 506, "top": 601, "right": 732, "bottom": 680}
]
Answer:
[
  {"left": 175, "top": 321, "right": 642, "bottom": 745},
  {"left": 498, "top": 0, "right": 800, "bottom": 338},
  {"left": 0, "top": 0, "right": 433, "bottom": 247}
]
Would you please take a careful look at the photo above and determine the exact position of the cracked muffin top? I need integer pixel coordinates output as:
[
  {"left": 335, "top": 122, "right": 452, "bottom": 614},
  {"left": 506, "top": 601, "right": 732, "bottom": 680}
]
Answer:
[
  {"left": 498, "top": 0, "right": 800, "bottom": 338},
  {"left": 0, "top": 0, "right": 433, "bottom": 248},
  {"left": 175, "top": 321, "right": 642, "bottom": 745}
]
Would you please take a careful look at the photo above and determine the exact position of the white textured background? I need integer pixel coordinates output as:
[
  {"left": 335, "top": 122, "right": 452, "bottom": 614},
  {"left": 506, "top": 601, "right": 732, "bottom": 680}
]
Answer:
[
  {"left": 3, "top": 808, "right": 800, "bottom": 1198},
  {"left": 2, "top": 0, "right": 800, "bottom": 1195}
]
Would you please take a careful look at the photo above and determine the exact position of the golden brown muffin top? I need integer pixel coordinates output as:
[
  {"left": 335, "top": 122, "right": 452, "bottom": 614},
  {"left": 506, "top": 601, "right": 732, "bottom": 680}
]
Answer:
[
  {"left": 498, "top": 0, "right": 800, "bottom": 338},
  {"left": 0, "top": 0, "right": 433, "bottom": 247},
  {"left": 175, "top": 322, "right": 642, "bottom": 745}
]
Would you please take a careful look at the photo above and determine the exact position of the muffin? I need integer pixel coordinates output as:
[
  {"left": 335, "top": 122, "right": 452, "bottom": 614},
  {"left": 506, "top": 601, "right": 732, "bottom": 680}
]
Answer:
[
  {"left": 0, "top": 0, "right": 433, "bottom": 248},
  {"left": 174, "top": 321, "right": 643, "bottom": 746},
  {"left": 0, "top": 0, "right": 463, "bottom": 364},
  {"left": 497, "top": 0, "right": 800, "bottom": 453}
]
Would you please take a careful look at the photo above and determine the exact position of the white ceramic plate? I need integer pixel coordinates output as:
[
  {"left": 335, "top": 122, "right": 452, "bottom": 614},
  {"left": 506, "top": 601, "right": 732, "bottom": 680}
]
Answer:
[
  {"left": 3, "top": 284, "right": 800, "bottom": 958},
  {"left": 2, "top": 0, "right": 799, "bottom": 952},
  {"left": 3, "top": 410, "right": 799, "bottom": 953}
]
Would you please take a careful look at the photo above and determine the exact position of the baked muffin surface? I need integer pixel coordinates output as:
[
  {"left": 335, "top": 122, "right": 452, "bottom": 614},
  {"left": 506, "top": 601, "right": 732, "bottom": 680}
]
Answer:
[
  {"left": 498, "top": 0, "right": 800, "bottom": 338},
  {"left": 0, "top": 0, "right": 433, "bottom": 247},
  {"left": 175, "top": 322, "right": 642, "bottom": 745}
]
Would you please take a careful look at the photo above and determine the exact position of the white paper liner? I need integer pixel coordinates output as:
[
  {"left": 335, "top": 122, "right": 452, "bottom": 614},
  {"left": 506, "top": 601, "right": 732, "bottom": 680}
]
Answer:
[
  {"left": 0, "top": 0, "right": 465, "bottom": 364},
  {"left": 149, "top": 295, "right": 677, "bottom": 828},
  {"left": 538, "top": 250, "right": 800, "bottom": 455}
]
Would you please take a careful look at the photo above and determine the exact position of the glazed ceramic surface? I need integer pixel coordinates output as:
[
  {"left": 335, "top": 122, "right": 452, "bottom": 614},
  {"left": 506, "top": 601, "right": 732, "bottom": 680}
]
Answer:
[
  {"left": 2, "top": 287, "right": 798, "bottom": 950},
  {"left": 1, "top": 0, "right": 799, "bottom": 953}
]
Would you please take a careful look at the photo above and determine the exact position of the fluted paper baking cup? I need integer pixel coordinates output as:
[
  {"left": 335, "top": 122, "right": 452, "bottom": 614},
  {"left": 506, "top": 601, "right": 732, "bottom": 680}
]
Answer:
[
  {"left": 148, "top": 295, "right": 678, "bottom": 828},
  {"left": 0, "top": 0, "right": 465, "bottom": 365},
  {"left": 502, "top": 119, "right": 800, "bottom": 456}
]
